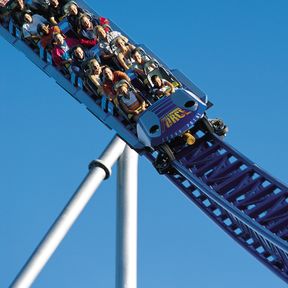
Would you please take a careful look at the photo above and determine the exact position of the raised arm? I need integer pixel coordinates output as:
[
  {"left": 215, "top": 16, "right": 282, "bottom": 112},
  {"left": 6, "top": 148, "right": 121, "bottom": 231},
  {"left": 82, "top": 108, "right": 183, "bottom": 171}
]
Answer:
[{"left": 117, "top": 52, "right": 130, "bottom": 71}]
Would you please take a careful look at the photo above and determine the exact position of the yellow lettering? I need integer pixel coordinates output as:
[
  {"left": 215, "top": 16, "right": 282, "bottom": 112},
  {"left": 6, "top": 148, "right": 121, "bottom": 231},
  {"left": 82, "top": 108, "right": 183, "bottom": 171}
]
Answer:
[
  {"left": 169, "top": 114, "right": 180, "bottom": 124},
  {"left": 174, "top": 111, "right": 185, "bottom": 119},
  {"left": 165, "top": 117, "right": 173, "bottom": 128},
  {"left": 162, "top": 109, "right": 192, "bottom": 130}
]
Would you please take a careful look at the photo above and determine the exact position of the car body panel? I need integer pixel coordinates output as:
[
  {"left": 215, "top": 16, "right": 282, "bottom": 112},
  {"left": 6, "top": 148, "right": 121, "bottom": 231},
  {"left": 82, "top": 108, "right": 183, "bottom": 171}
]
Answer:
[{"left": 137, "top": 89, "right": 207, "bottom": 147}]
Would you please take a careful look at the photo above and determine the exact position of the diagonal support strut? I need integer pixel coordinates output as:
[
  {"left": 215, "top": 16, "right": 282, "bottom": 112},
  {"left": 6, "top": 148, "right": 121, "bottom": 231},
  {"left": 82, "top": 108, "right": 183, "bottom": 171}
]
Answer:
[{"left": 11, "top": 136, "right": 126, "bottom": 288}]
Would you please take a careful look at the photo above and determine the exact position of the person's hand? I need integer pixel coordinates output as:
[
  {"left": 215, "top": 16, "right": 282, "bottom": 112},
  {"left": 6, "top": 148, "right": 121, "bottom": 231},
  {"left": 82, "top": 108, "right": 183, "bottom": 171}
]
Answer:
[
  {"left": 164, "top": 86, "right": 174, "bottom": 96},
  {"left": 17, "top": 0, "right": 24, "bottom": 9},
  {"left": 156, "top": 91, "right": 163, "bottom": 96}
]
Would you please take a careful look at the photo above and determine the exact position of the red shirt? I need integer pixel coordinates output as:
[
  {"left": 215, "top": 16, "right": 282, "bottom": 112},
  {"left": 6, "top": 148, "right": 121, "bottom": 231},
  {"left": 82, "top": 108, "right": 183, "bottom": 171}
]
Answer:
[
  {"left": 40, "top": 26, "right": 61, "bottom": 49},
  {"left": 99, "top": 16, "right": 110, "bottom": 32}
]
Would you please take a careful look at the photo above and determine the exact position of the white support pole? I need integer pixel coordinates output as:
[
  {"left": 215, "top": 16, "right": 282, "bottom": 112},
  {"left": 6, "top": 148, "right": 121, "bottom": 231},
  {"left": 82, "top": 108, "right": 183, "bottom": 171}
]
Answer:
[
  {"left": 11, "top": 136, "right": 126, "bottom": 288},
  {"left": 116, "top": 146, "right": 138, "bottom": 288}
]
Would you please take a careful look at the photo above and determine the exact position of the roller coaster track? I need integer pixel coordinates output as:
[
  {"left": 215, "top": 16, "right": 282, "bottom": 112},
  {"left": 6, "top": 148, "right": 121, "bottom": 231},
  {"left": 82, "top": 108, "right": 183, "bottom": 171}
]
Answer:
[
  {"left": 146, "top": 132, "right": 288, "bottom": 283},
  {"left": 1, "top": 0, "right": 288, "bottom": 284}
]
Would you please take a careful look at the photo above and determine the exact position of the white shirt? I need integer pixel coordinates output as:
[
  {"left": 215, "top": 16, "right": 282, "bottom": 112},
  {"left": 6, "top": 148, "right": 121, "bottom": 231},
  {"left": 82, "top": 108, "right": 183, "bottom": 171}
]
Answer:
[
  {"left": 119, "top": 91, "right": 139, "bottom": 108},
  {"left": 98, "top": 31, "right": 122, "bottom": 54},
  {"left": 152, "top": 79, "right": 171, "bottom": 94},
  {"left": 22, "top": 14, "right": 47, "bottom": 39}
]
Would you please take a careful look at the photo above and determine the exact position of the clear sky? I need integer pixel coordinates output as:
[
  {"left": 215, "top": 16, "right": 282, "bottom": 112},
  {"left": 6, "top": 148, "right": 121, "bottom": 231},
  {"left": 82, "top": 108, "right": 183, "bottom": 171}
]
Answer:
[{"left": 1, "top": 0, "right": 288, "bottom": 287}]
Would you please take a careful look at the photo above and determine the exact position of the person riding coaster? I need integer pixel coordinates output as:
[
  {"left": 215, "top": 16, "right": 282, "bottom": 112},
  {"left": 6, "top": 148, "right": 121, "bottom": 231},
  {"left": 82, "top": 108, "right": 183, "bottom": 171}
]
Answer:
[
  {"left": 151, "top": 74, "right": 175, "bottom": 98},
  {"left": 114, "top": 79, "right": 147, "bottom": 122}
]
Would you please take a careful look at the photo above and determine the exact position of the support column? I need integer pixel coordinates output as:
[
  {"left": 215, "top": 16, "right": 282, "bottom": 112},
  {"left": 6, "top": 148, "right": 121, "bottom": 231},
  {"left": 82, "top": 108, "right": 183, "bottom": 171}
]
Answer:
[
  {"left": 116, "top": 146, "right": 138, "bottom": 288},
  {"left": 11, "top": 136, "right": 126, "bottom": 288}
]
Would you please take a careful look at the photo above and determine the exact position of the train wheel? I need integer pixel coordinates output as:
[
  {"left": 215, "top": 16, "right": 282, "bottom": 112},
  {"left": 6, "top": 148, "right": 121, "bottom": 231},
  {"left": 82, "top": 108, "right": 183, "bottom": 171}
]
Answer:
[
  {"left": 160, "top": 144, "right": 175, "bottom": 161},
  {"left": 210, "top": 119, "right": 229, "bottom": 137},
  {"left": 153, "top": 144, "right": 175, "bottom": 175},
  {"left": 200, "top": 116, "right": 214, "bottom": 134},
  {"left": 201, "top": 117, "right": 228, "bottom": 137}
]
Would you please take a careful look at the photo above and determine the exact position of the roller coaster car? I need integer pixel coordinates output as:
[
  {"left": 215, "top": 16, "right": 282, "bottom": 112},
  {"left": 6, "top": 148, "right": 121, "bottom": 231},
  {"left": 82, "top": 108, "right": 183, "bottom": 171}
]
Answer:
[
  {"left": 145, "top": 98, "right": 228, "bottom": 174},
  {"left": 133, "top": 59, "right": 228, "bottom": 174},
  {"left": 136, "top": 89, "right": 228, "bottom": 174},
  {"left": 136, "top": 89, "right": 198, "bottom": 174},
  {"left": 137, "top": 89, "right": 206, "bottom": 148}
]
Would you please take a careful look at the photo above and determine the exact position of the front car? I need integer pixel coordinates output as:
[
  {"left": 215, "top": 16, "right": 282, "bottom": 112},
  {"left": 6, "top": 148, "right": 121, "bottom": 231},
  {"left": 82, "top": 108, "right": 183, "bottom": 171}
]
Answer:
[{"left": 136, "top": 88, "right": 207, "bottom": 148}]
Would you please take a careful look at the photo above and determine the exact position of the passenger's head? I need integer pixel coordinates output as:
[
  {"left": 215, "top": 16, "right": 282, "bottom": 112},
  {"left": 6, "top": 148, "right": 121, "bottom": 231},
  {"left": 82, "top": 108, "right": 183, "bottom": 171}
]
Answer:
[
  {"left": 103, "top": 66, "right": 114, "bottom": 81},
  {"left": 81, "top": 15, "right": 92, "bottom": 29},
  {"left": 37, "top": 23, "right": 50, "bottom": 35},
  {"left": 151, "top": 75, "right": 162, "bottom": 88},
  {"left": 117, "top": 82, "right": 129, "bottom": 96},
  {"left": 23, "top": 13, "right": 32, "bottom": 24},
  {"left": 73, "top": 46, "right": 84, "bottom": 59},
  {"left": 115, "top": 37, "right": 127, "bottom": 51},
  {"left": 89, "top": 59, "right": 101, "bottom": 75},
  {"left": 131, "top": 49, "right": 142, "bottom": 64},
  {"left": 50, "top": 0, "right": 59, "bottom": 7},
  {"left": 96, "top": 25, "right": 106, "bottom": 40},
  {"left": 53, "top": 32, "right": 65, "bottom": 45},
  {"left": 68, "top": 3, "right": 78, "bottom": 15}
]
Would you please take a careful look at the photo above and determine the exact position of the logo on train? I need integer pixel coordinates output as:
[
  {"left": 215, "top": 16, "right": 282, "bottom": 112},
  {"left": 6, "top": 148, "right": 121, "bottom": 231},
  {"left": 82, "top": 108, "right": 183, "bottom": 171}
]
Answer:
[{"left": 161, "top": 108, "right": 191, "bottom": 130}]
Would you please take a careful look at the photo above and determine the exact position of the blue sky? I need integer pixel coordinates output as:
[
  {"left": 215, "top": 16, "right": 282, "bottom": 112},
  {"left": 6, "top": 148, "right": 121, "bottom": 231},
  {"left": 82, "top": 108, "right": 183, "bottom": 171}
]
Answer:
[{"left": 1, "top": 0, "right": 288, "bottom": 287}]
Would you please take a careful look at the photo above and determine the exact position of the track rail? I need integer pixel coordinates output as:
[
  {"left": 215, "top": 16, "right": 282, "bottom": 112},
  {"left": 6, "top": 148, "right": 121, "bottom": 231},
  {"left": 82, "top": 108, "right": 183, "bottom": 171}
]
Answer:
[{"left": 145, "top": 130, "right": 288, "bottom": 282}]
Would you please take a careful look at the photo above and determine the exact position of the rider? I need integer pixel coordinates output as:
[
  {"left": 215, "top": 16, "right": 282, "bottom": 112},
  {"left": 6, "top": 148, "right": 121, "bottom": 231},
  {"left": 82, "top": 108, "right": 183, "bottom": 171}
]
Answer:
[
  {"left": 21, "top": 11, "right": 47, "bottom": 42},
  {"left": 115, "top": 80, "right": 147, "bottom": 121},
  {"left": 38, "top": 22, "right": 61, "bottom": 49},
  {"left": 102, "top": 66, "right": 131, "bottom": 103},
  {"left": 83, "top": 58, "right": 104, "bottom": 98},
  {"left": 151, "top": 75, "right": 175, "bottom": 98},
  {"left": 70, "top": 45, "right": 97, "bottom": 78}
]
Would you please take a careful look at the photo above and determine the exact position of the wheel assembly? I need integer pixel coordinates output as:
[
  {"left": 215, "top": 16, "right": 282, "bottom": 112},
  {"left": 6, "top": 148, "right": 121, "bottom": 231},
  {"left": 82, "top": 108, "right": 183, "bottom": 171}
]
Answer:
[
  {"left": 200, "top": 116, "right": 228, "bottom": 137},
  {"left": 153, "top": 144, "right": 176, "bottom": 175}
]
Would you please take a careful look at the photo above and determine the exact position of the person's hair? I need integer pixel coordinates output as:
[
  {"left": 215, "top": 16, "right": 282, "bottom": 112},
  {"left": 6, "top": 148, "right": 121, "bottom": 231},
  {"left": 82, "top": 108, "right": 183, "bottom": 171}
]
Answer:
[
  {"left": 52, "top": 32, "right": 65, "bottom": 43},
  {"left": 95, "top": 25, "right": 105, "bottom": 38},
  {"left": 102, "top": 66, "right": 115, "bottom": 82},
  {"left": 63, "top": 1, "right": 79, "bottom": 14},
  {"left": 73, "top": 45, "right": 83, "bottom": 53},
  {"left": 117, "top": 83, "right": 128, "bottom": 92},
  {"left": 115, "top": 36, "right": 125, "bottom": 45},
  {"left": 80, "top": 13, "right": 91, "bottom": 26},
  {"left": 131, "top": 48, "right": 139, "bottom": 57},
  {"left": 102, "top": 65, "right": 112, "bottom": 72},
  {"left": 50, "top": 0, "right": 58, "bottom": 6},
  {"left": 151, "top": 75, "right": 160, "bottom": 82},
  {"left": 88, "top": 58, "right": 99, "bottom": 69},
  {"left": 22, "top": 11, "right": 32, "bottom": 22},
  {"left": 114, "top": 80, "right": 129, "bottom": 92},
  {"left": 68, "top": 2, "right": 78, "bottom": 9},
  {"left": 95, "top": 25, "right": 104, "bottom": 31}
]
